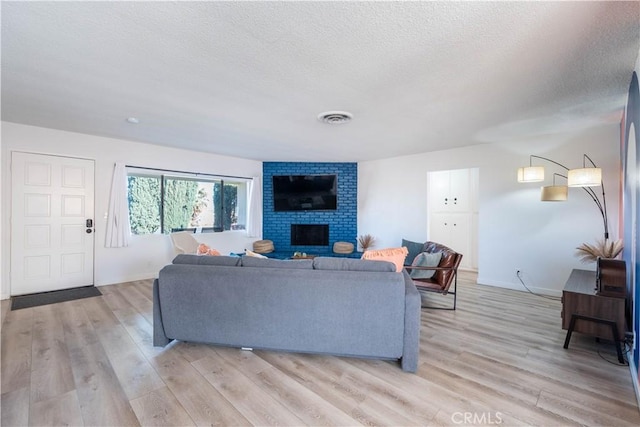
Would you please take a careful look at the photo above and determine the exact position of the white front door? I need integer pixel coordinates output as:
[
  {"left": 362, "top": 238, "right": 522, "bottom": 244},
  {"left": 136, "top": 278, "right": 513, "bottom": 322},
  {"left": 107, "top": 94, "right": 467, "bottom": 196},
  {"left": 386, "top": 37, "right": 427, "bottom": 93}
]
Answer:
[{"left": 11, "top": 152, "right": 95, "bottom": 295}]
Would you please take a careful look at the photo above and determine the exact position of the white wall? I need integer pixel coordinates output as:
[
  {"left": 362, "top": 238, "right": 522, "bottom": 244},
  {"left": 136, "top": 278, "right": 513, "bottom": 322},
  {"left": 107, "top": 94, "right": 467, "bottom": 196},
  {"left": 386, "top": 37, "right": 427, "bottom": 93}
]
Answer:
[
  {"left": 359, "top": 124, "right": 621, "bottom": 296},
  {"left": 0, "top": 124, "right": 2, "bottom": 301},
  {"left": 1, "top": 122, "right": 262, "bottom": 299},
  {"left": 2, "top": 120, "right": 622, "bottom": 299}
]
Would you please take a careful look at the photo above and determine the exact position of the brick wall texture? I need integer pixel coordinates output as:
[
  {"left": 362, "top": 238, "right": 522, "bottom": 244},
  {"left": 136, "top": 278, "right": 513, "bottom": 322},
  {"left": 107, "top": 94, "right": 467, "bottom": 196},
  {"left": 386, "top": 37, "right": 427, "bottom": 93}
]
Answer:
[{"left": 263, "top": 162, "right": 357, "bottom": 254}]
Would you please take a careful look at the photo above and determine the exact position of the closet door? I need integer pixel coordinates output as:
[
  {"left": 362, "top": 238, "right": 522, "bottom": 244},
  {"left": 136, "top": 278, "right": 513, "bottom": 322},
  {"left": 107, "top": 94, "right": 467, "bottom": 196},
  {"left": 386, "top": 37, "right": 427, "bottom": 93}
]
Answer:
[
  {"left": 428, "top": 168, "right": 478, "bottom": 271},
  {"left": 448, "top": 214, "right": 470, "bottom": 268},
  {"left": 429, "top": 213, "right": 451, "bottom": 245},
  {"left": 429, "top": 170, "right": 451, "bottom": 211},
  {"left": 448, "top": 169, "right": 470, "bottom": 212},
  {"left": 429, "top": 213, "right": 471, "bottom": 269}
]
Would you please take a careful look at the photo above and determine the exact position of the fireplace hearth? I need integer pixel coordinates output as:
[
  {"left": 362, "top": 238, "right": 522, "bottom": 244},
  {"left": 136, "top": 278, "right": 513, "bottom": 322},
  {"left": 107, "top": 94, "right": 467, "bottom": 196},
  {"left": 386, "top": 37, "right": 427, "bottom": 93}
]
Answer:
[{"left": 291, "top": 224, "right": 329, "bottom": 246}]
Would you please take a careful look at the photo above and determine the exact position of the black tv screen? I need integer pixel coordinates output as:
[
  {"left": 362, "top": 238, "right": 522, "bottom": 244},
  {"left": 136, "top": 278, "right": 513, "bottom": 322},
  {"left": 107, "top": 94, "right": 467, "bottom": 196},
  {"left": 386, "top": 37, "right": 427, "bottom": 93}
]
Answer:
[{"left": 272, "top": 175, "right": 337, "bottom": 211}]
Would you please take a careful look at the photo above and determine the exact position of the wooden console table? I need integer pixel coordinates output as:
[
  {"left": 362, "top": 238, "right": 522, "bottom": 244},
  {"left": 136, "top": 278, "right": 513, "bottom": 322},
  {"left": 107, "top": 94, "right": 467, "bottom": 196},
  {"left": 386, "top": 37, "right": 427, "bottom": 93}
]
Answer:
[{"left": 562, "top": 269, "right": 626, "bottom": 363}]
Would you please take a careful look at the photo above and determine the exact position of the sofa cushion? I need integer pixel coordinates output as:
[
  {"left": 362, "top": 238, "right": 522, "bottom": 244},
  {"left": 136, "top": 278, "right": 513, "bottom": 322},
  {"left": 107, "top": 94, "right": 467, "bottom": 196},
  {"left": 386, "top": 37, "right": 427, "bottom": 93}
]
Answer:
[
  {"left": 361, "top": 247, "right": 408, "bottom": 272},
  {"left": 313, "top": 257, "right": 396, "bottom": 272},
  {"left": 172, "top": 254, "right": 241, "bottom": 266},
  {"left": 402, "top": 238, "right": 424, "bottom": 265},
  {"left": 409, "top": 251, "right": 442, "bottom": 279},
  {"left": 241, "top": 256, "right": 313, "bottom": 269}
]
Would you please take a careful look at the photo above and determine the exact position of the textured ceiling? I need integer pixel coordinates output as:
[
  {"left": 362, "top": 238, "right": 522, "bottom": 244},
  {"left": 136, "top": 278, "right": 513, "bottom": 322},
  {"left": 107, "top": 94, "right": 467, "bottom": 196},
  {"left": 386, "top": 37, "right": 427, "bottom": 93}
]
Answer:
[{"left": 2, "top": 1, "right": 639, "bottom": 162}]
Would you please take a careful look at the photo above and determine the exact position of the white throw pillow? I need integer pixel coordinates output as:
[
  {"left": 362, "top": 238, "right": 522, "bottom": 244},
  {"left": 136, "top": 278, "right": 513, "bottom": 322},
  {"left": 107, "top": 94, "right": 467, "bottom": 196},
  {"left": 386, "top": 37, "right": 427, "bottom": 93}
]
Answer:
[{"left": 245, "top": 249, "right": 268, "bottom": 258}]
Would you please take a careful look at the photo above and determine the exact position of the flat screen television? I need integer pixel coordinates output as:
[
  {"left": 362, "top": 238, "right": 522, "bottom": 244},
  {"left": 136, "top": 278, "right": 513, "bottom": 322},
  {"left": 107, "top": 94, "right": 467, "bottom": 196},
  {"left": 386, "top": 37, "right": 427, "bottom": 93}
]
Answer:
[{"left": 272, "top": 175, "right": 337, "bottom": 211}]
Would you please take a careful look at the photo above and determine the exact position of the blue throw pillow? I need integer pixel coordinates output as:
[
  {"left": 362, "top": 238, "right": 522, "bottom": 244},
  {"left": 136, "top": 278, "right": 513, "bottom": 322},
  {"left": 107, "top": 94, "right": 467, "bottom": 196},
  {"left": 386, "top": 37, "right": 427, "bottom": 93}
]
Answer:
[
  {"left": 402, "top": 239, "right": 425, "bottom": 265},
  {"left": 410, "top": 252, "right": 442, "bottom": 279}
]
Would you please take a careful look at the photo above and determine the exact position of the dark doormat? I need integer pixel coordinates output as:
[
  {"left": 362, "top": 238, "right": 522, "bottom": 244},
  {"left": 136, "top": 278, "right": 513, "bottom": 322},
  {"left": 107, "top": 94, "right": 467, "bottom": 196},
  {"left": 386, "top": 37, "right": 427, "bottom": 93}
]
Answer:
[{"left": 11, "top": 286, "right": 102, "bottom": 310}]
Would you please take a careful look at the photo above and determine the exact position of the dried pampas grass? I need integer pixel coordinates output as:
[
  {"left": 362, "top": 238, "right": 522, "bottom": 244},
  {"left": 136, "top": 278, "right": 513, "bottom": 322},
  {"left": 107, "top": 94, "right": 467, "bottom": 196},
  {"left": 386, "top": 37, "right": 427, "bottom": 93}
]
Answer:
[
  {"left": 358, "top": 234, "right": 376, "bottom": 251},
  {"left": 575, "top": 239, "right": 623, "bottom": 263}
]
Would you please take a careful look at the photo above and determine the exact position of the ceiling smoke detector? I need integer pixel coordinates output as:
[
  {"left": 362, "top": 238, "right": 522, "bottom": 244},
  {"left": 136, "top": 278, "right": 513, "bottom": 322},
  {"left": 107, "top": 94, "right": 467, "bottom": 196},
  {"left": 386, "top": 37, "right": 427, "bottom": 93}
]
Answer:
[{"left": 317, "top": 111, "right": 353, "bottom": 124}]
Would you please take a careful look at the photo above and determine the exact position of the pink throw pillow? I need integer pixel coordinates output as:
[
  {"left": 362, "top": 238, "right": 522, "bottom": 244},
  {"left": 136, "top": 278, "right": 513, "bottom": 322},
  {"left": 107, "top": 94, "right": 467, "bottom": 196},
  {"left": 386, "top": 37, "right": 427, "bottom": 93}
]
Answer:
[
  {"left": 361, "top": 247, "right": 408, "bottom": 272},
  {"left": 197, "top": 243, "right": 221, "bottom": 256}
]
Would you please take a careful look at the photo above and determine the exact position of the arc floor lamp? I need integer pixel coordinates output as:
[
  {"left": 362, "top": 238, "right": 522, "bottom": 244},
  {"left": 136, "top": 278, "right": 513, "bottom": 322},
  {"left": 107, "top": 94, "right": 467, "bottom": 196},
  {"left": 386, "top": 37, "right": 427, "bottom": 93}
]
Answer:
[{"left": 517, "top": 154, "right": 609, "bottom": 240}]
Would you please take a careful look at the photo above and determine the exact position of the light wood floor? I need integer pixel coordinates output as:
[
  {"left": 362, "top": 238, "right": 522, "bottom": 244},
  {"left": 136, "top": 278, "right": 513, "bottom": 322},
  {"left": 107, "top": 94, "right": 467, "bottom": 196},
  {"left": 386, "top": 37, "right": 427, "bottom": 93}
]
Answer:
[{"left": 2, "top": 272, "right": 639, "bottom": 426}]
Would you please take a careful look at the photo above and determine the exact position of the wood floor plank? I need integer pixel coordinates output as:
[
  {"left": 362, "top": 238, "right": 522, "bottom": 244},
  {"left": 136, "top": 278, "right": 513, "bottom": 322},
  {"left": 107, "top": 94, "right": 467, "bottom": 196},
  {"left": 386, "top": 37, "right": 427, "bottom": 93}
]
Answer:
[
  {"left": 257, "top": 351, "right": 381, "bottom": 426},
  {"left": 1, "top": 386, "right": 30, "bottom": 426},
  {"left": 344, "top": 357, "right": 526, "bottom": 427},
  {"left": 81, "top": 296, "right": 165, "bottom": 400},
  {"left": 1, "top": 299, "right": 10, "bottom": 327},
  {"left": 258, "top": 350, "right": 421, "bottom": 426},
  {"left": 526, "top": 346, "right": 634, "bottom": 387},
  {"left": 29, "top": 304, "right": 75, "bottom": 403},
  {"left": 303, "top": 352, "right": 438, "bottom": 425},
  {"left": 537, "top": 389, "right": 639, "bottom": 427},
  {"left": 59, "top": 300, "right": 141, "bottom": 426},
  {"left": 116, "top": 282, "right": 154, "bottom": 324},
  {"left": 201, "top": 347, "right": 363, "bottom": 426},
  {"left": 193, "top": 353, "right": 307, "bottom": 426},
  {"left": 1, "top": 307, "right": 34, "bottom": 394},
  {"left": 456, "top": 350, "right": 639, "bottom": 415},
  {"left": 419, "top": 360, "right": 577, "bottom": 426},
  {"left": 419, "top": 344, "right": 542, "bottom": 406},
  {"left": 101, "top": 286, "right": 167, "bottom": 361},
  {"left": 129, "top": 386, "right": 196, "bottom": 427},
  {"left": 29, "top": 389, "right": 84, "bottom": 427},
  {"left": 149, "top": 348, "right": 251, "bottom": 426},
  {"left": 2, "top": 274, "right": 639, "bottom": 427}
]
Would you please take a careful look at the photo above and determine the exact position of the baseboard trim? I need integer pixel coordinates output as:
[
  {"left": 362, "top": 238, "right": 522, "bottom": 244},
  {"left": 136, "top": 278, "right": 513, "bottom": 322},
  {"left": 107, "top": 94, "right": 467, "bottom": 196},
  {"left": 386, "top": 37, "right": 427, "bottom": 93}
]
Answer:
[
  {"left": 476, "top": 276, "right": 562, "bottom": 298},
  {"left": 96, "top": 272, "right": 156, "bottom": 287}
]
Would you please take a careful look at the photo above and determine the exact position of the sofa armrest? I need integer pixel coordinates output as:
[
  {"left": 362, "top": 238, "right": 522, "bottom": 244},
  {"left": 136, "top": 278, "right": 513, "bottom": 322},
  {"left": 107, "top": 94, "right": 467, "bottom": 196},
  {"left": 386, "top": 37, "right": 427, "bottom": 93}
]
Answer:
[
  {"left": 401, "top": 270, "right": 421, "bottom": 372},
  {"left": 403, "top": 264, "right": 456, "bottom": 289},
  {"left": 153, "top": 279, "right": 171, "bottom": 347},
  {"left": 404, "top": 265, "right": 456, "bottom": 271}
]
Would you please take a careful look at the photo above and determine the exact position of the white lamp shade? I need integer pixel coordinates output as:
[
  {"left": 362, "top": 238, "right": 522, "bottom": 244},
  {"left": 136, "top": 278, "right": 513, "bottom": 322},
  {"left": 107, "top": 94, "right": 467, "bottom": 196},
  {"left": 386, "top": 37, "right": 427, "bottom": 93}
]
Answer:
[
  {"left": 568, "top": 167, "right": 601, "bottom": 187},
  {"left": 517, "top": 166, "right": 544, "bottom": 182},
  {"left": 541, "top": 185, "right": 568, "bottom": 201}
]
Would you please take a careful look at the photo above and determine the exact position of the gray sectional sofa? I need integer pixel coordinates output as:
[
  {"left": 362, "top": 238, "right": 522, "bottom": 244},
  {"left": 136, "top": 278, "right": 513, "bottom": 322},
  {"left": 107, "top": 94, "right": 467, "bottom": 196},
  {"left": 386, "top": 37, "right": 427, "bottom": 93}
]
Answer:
[{"left": 153, "top": 254, "right": 421, "bottom": 372}]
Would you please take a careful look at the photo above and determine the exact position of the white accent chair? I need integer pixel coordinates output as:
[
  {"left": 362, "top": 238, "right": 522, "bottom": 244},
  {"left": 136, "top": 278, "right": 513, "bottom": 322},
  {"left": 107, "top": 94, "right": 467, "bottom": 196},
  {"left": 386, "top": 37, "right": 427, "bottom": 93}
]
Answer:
[{"left": 170, "top": 231, "right": 200, "bottom": 254}]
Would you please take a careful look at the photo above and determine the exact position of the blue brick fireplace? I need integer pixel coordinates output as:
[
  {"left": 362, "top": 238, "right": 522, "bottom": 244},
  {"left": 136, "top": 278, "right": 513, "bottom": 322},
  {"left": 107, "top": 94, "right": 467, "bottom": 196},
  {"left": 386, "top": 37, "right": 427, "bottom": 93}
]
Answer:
[{"left": 263, "top": 162, "right": 357, "bottom": 256}]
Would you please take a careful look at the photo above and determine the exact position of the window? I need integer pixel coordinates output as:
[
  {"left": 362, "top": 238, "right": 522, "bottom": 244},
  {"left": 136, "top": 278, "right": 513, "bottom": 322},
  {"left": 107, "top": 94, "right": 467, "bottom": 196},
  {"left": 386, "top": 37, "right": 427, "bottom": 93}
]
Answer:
[{"left": 127, "top": 171, "right": 248, "bottom": 235}]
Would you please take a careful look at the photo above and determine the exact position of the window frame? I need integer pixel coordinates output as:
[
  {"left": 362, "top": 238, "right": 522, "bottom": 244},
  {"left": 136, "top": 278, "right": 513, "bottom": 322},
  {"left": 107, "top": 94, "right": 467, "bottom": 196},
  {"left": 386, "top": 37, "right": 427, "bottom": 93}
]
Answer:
[{"left": 126, "top": 167, "right": 250, "bottom": 235}]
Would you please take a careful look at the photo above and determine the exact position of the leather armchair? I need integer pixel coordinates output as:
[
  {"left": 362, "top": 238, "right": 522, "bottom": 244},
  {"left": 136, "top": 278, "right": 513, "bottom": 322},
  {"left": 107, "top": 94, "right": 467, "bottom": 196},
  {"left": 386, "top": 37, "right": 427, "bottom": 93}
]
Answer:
[{"left": 404, "top": 241, "right": 462, "bottom": 310}]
